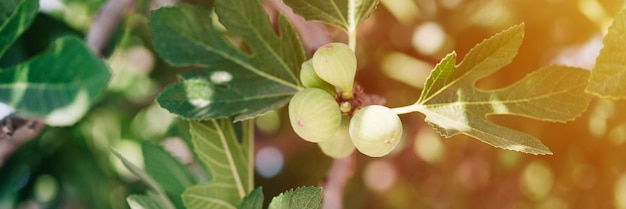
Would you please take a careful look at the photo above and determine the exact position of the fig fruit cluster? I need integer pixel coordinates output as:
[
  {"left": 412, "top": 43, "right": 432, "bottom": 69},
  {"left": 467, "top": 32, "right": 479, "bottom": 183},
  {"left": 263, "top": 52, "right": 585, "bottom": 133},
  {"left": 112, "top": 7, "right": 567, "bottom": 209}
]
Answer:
[{"left": 288, "top": 43, "right": 403, "bottom": 158}]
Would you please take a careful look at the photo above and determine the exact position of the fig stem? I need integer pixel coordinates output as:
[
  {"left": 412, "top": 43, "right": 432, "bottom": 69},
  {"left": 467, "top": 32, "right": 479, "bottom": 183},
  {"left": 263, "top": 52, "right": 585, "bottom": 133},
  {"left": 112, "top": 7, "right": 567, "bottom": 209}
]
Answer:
[
  {"left": 348, "top": 30, "right": 357, "bottom": 51},
  {"left": 341, "top": 91, "right": 354, "bottom": 99},
  {"left": 391, "top": 104, "right": 419, "bottom": 115},
  {"left": 243, "top": 119, "right": 255, "bottom": 192}
]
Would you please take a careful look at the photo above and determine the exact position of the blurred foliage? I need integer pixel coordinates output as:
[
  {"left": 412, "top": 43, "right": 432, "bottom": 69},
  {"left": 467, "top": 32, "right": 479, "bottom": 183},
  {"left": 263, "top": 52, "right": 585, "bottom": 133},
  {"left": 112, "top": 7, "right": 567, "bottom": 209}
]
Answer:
[{"left": 2, "top": 0, "right": 626, "bottom": 209}]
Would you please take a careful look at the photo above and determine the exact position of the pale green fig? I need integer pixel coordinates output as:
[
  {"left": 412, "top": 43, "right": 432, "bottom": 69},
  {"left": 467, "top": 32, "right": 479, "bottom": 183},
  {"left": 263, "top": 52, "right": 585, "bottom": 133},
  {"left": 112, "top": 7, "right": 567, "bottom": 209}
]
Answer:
[
  {"left": 289, "top": 88, "right": 341, "bottom": 142},
  {"left": 318, "top": 117, "right": 355, "bottom": 158},
  {"left": 312, "top": 43, "right": 356, "bottom": 99},
  {"left": 299, "top": 60, "right": 335, "bottom": 94},
  {"left": 349, "top": 105, "right": 403, "bottom": 157}
]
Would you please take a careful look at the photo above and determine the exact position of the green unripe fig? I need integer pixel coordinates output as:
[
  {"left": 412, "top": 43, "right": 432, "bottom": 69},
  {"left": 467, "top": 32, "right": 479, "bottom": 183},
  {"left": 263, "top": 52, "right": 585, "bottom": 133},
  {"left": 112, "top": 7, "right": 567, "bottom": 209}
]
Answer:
[
  {"left": 299, "top": 60, "right": 335, "bottom": 94},
  {"left": 349, "top": 105, "right": 403, "bottom": 157},
  {"left": 312, "top": 43, "right": 356, "bottom": 99},
  {"left": 289, "top": 88, "right": 341, "bottom": 143},
  {"left": 318, "top": 117, "right": 355, "bottom": 158}
]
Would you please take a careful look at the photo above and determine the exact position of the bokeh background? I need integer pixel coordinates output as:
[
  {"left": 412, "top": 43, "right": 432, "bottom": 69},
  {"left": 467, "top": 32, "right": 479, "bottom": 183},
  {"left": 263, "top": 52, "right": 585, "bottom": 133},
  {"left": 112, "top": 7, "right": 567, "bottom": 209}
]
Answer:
[{"left": 1, "top": 0, "right": 626, "bottom": 208}]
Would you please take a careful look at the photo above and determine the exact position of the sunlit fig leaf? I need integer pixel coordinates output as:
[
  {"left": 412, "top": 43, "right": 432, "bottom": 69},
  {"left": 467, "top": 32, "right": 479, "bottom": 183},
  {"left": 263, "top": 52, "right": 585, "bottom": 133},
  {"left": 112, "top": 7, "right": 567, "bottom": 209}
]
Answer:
[
  {"left": 182, "top": 119, "right": 252, "bottom": 209},
  {"left": 283, "top": 0, "right": 378, "bottom": 32},
  {"left": 586, "top": 8, "right": 626, "bottom": 98},
  {"left": 151, "top": 2, "right": 304, "bottom": 121},
  {"left": 414, "top": 23, "right": 592, "bottom": 155}
]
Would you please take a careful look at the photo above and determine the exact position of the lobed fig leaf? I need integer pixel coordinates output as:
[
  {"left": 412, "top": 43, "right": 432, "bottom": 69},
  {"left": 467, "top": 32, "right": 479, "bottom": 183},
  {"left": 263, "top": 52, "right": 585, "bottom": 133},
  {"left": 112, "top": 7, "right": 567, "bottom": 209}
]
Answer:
[
  {"left": 318, "top": 117, "right": 355, "bottom": 158},
  {"left": 312, "top": 43, "right": 357, "bottom": 98},
  {"left": 151, "top": 2, "right": 304, "bottom": 121},
  {"left": 289, "top": 88, "right": 342, "bottom": 142},
  {"left": 349, "top": 105, "right": 403, "bottom": 157},
  {"left": 413, "top": 23, "right": 592, "bottom": 155}
]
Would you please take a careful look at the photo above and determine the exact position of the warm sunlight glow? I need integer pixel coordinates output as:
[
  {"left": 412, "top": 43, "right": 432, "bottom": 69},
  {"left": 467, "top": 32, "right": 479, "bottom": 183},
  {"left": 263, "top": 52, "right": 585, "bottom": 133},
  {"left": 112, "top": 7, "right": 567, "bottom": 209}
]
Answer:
[
  {"left": 520, "top": 161, "right": 554, "bottom": 200},
  {"left": 609, "top": 123, "right": 626, "bottom": 145},
  {"left": 412, "top": 22, "right": 447, "bottom": 56},
  {"left": 414, "top": 127, "right": 445, "bottom": 164},
  {"left": 588, "top": 99, "right": 615, "bottom": 138},
  {"left": 455, "top": 159, "right": 490, "bottom": 190},
  {"left": 364, "top": 160, "right": 397, "bottom": 192},
  {"left": 380, "top": 0, "right": 419, "bottom": 24},
  {"left": 571, "top": 164, "right": 597, "bottom": 190},
  {"left": 578, "top": 0, "right": 612, "bottom": 32},
  {"left": 615, "top": 173, "right": 626, "bottom": 209},
  {"left": 380, "top": 52, "right": 432, "bottom": 89}
]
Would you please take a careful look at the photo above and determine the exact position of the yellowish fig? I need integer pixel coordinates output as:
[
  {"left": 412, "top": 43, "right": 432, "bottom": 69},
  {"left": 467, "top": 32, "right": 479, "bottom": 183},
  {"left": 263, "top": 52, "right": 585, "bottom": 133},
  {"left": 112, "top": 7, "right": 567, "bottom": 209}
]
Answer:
[
  {"left": 312, "top": 43, "right": 356, "bottom": 99},
  {"left": 349, "top": 105, "right": 403, "bottom": 157},
  {"left": 318, "top": 117, "right": 355, "bottom": 158},
  {"left": 289, "top": 88, "right": 341, "bottom": 142}
]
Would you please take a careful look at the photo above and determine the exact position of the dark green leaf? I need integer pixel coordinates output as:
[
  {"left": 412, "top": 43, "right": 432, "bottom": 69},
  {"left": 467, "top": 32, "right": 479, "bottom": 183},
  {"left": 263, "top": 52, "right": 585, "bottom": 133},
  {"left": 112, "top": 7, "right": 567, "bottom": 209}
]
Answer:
[
  {"left": 182, "top": 119, "right": 252, "bottom": 209},
  {"left": 151, "top": 4, "right": 302, "bottom": 121},
  {"left": 237, "top": 187, "right": 264, "bottom": 209},
  {"left": 268, "top": 187, "right": 322, "bottom": 209},
  {"left": 157, "top": 67, "right": 294, "bottom": 121},
  {"left": 143, "top": 143, "right": 195, "bottom": 208},
  {"left": 283, "top": 0, "right": 379, "bottom": 31},
  {"left": 0, "top": 37, "right": 111, "bottom": 126},
  {"left": 586, "top": 8, "right": 626, "bottom": 98},
  {"left": 414, "top": 23, "right": 592, "bottom": 155},
  {"left": 215, "top": 0, "right": 305, "bottom": 86},
  {"left": 0, "top": 0, "right": 38, "bottom": 57}
]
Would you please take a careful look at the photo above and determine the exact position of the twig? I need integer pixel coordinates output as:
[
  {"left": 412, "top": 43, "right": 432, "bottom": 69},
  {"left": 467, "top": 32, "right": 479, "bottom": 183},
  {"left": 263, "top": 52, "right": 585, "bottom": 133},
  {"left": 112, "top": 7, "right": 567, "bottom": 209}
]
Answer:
[
  {"left": 86, "top": 0, "right": 135, "bottom": 56},
  {"left": 0, "top": 119, "right": 44, "bottom": 167},
  {"left": 264, "top": 0, "right": 331, "bottom": 55},
  {"left": 320, "top": 154, "right": 356, "bottom": 209}
]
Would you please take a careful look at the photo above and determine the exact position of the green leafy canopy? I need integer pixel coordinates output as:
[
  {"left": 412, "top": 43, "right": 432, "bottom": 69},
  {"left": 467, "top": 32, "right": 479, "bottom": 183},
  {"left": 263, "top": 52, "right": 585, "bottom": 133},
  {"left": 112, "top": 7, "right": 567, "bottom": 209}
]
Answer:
[
  {"left": 409, "top": 23, "right": 592, "bottom": 155},
  {"left": 152, "top": 0, "right": 306, "bottom": 121},
  {"left": 0, "top": 0, "right": 110, "bottom": 126}
]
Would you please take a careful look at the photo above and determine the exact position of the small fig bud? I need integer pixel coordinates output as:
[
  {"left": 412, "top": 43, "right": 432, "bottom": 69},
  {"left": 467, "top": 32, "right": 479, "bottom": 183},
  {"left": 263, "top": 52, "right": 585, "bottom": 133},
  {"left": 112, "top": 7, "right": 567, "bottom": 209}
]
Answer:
[
  {"left": 312, "top": 43, "right": 356, "bottom": 99},
  {"left": 299, "top": 60, "right": 335, "bottom": 94},
  {"left": 349, "top": 105, "right": 403, "bottom": 157},
  {"left": 339, "top": 102, "right": 352, "bottom": 114},
  {"left": 289, "top": 88, "right": 341, "bottom": 142},
  {"left": 318, "top": 117, "right": 355, "bottom": 158}
]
